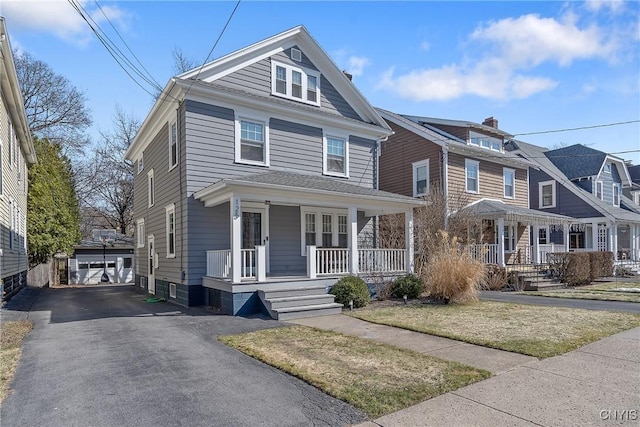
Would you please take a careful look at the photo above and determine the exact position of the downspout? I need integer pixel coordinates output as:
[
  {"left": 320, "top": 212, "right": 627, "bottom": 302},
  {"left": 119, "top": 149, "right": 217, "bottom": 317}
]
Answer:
[
  {"left": 178, "top": 101, "right": 186, "bottom": 285},
  {"left": 442, "top": 148, "right": 449, "bottom": 230}
]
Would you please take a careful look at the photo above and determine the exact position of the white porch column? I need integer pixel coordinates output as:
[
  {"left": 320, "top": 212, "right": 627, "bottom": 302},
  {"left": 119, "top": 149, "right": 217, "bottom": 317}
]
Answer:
[
  {"left": 255, "top": 245, "right": 266, "bottom": 282},
  {"left": 592, "top": 221, "right": 599, "bottom": 251},
  {"left": 307, "top": 246, "right": 317, "bottom": 279},
  {"left": 564, "top": 223, "right": 570, "bottom": 251},
  {"left": 348, "top": 207, "right": 359, "bottom": 275},
  {"left": 532, "top": 225, "right": 540, "bottom": 264},
  {"left": 405, "top": 208, "right": 414, "bottom": 273},
  {"left": 497, "top": 218, "right": 505, "bottom": 267},
  {"left": 612, "top": 224, "right": 618, "bottom": 260},
  {"left": 633, "top": 225, "right": 639, "bottom": 261},
  {"left": 230, "top": 196, "right": 242, "bottom": 283}
]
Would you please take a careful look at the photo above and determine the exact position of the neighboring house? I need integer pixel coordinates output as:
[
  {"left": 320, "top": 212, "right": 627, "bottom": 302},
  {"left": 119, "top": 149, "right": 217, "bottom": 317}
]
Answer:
[
  {"left": 627, "top": 164, "right": 640, "bottom": 206},
  {"left": 124, "top": 26, "right": 421, "bottom": 318},
  {"left": 377, "top": 110, "right": 573, "bottom": 267},
  {"left": 68, "top": 231, "right": 134, "bottom": 285},
  {"left": 507, "top": 141, "right": 640, "bottom": 262},
  {"left": 1, "top": 17, "right": 37, "bottom": 299}
]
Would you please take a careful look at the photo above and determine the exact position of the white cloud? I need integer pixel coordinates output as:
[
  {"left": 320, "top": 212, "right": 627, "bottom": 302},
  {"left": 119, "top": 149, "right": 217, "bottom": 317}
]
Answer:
[
  {"left": 584, "top": 0, "right": 626, "bottom": 14},
  {"left": 2, "top": 0, "right": 130, "bottom": 46},
  {"left": 378, "top": 10, "right": 622, "bottom": 102},
  {"left": 347, "top": 56, "right": 370, "bottom": 77}
]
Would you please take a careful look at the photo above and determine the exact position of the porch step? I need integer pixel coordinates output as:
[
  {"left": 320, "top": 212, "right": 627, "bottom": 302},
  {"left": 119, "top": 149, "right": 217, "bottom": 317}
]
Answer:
[
  {"left": 258, "top": 286, "right": 343, "bottom": 321},
  {"left": 273, "top": 303, "right": 344, "bottom": 321},
  {"left": 260, "top": 285, "right": 328, "bottom": 300}
]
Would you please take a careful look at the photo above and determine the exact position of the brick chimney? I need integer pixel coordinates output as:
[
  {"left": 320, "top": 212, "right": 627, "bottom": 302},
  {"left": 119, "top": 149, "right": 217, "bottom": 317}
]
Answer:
[
  {"left": 342, "top": 70, "right": 353, "bottom": 81},
  {"left": 482, "top": 116, "right": 498, "bottom": 128}
]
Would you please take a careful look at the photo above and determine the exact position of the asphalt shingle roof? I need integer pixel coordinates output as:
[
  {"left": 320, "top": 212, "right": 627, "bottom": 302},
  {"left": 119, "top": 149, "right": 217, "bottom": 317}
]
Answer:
[
  {"left": 544, "top": 144, "right": 606, "bottom": 180},
  {"left": 460, "top": 199, "right": 574, "bottom": 224},
  {"left": 225, "top": 170, "right": 420, "bottom": 202}
]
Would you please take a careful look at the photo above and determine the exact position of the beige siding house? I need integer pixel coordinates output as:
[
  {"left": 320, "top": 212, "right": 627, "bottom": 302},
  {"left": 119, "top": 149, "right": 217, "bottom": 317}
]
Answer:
[
  {"left": 377, "top": 109, "right": 572, "bottom": 267},
  {"left": 1, "top": 17, "right": 37, "bottom": 298}
]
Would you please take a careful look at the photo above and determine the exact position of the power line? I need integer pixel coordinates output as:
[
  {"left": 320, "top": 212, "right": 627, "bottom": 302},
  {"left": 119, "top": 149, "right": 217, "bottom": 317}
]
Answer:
[
  {"left": 183, "top": 0, "right": 242, "bottom": 99},
  {"left": 512, "top": 120, "right": 640, "bottom": 137}
]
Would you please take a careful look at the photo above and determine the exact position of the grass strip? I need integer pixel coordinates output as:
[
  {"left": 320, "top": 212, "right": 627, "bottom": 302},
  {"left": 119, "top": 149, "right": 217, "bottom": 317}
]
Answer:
[
  {"left": 348, "top": 301, "right": 640, "bottom": 358},
  {"left": 523, "top": 290, "right": 640, "bottom": 303},
  {"left": 220, "top": 325, "right": 490, "bottom": 418},
  {"left": 1, "top": 320, "right": 33, "bottom": 403}
]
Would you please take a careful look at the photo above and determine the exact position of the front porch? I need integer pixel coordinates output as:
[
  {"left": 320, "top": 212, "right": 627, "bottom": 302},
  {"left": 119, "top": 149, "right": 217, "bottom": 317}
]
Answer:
[{"left": 194, "top": 171, "right": 422, "bottom": 318}]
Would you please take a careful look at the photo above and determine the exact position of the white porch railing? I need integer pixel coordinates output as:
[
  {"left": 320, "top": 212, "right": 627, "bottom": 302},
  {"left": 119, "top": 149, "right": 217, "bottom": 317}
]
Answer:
[
  {"left": 358, "top": 249, "right": 406, "bottom": 273},
  {"left": 206, "top": 249, "right": 231, "bottom": 279},
  {"left": 538, "top": 243, "right": 565, "bottom": 263},
  {"left": 468, "top": 244, "right": 499, "bottom": 264},
  {"left": 316, "top": 248, "right": 350, "bottom": 275},
  {"left": 206, "top": 249, "right": 256, "bottom": 280},
  {"left": 241, "top": 249, "right": 256, "bottom": 279}
]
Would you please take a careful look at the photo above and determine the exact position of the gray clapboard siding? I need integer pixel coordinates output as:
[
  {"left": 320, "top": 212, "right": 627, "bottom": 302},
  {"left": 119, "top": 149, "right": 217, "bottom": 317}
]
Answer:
[{"left": 269, "top": 205, "right": 305, "bottom": 274}]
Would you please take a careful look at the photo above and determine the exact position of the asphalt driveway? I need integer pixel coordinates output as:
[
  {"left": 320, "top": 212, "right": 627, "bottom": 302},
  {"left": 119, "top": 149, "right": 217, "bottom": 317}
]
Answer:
[{"left": 1, "top": 285, "right": 366, "bottom": 427}]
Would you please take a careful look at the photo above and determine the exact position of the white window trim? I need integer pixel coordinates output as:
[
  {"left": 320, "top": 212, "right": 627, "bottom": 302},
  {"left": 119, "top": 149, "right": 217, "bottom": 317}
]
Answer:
[
  {"left": 165, "top": 204, "right": 176, "bottom": 258},
  {"left": 503, "top": 167, "right": 515, "bottom": 199},
  {"left": 538, "top": 180, "right": 556, "bottom": 209},
  {"left": 300, "top": 207, "right": 349, "bottom": 256},
  {"left": 138, "top": 154, "right": 144, "bottom": 173},
  {"left": 136, "top": 219, "right": 145, "bottom": 248},
  {"left": 465, "top": 159, "right": 480, "bottom": 194},
  {"left": 147, "top": 169, "right": 155, "bottom": 208},
  {"left": 169, "top": 283, "right": 177, "bottom": 299},
  {"left": 322, "top": 131, "right": 349, "bottom": 178},
  {"left": 412, "top": 159, "right": 429, "bottom": 197},
  {"left": 537, "top": 225, "right": 549, "bottom": 245},
  {"left": 271, "top": 60, "right": 321, "bottom": 107},
  {"left": 595, "top": 180, "right": 603, "bottom": 200},
  {"left": 168, "top": 118, "right": 178, "bottom": 171},
  {"left": 612, "top": 183, "right": 621, "bottom": 207},
  {"left": 503, "top": 223, "right": 517, "bottom": 253},
  {"left": 234, "top": 109, "right": 270, "bottom": 167},
  {"left": 9, "top": 197, "right": 15, "bottom": 251}
]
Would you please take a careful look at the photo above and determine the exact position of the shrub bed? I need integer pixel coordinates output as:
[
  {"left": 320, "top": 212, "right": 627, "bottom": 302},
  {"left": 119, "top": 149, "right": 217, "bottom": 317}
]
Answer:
[
  {"left": 330, "top": 276, "right": 370, "bottom": 308},
  {"left": 390, "top": 274, "right": 424, "bottom": 299},
  {"left": 589, "top": 251, "right": 614, "bottom": 280}
]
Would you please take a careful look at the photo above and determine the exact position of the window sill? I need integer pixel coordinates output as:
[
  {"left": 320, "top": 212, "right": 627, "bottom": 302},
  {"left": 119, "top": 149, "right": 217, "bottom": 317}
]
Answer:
[
  {"left": 466, "top": 190, "right": 479, "bottom": 195},
  {"left": 235, "top": 160, "right": 270, "bottom": 168},
  {"left": 323, "top": 171, "right": 349, "bottom": 179},
  {"left": 168, "top": 164, "right": 178, "bottom": 172},
  {"left": 167, "top": 254, "right": 176, "bottom": 259},
  {"left": 271, "top": 92, "right": 320, "bottom": 107},
  {"left": 538, "top": 205, "right": 556, "bottom": 209}
]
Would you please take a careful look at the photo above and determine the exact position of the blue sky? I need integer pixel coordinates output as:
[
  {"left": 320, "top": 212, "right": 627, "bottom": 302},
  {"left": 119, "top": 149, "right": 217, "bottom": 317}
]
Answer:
[{"left": 3, "top": 0, "right": 640, "bottom": 163}]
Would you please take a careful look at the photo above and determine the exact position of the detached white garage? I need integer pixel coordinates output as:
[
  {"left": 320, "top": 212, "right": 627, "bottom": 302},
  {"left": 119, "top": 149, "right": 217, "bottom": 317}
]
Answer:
[{"left": 69, "top": 236, "right": 134, "bottom": 285}]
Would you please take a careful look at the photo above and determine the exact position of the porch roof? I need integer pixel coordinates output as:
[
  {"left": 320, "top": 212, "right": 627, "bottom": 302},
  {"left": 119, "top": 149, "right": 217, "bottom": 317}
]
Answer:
[
  {"left": 194, "top": 171, "right": 423, "bottom": 215},
  {"left": 459, "top": 199, "right": 575, "bottom": 225}
]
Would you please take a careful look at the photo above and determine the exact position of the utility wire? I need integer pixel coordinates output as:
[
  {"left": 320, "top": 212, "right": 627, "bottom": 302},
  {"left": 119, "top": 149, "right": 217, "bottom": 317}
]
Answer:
[
  {"left": 512, "top": 120, "right": 640, "bottom": 136},
  {"left": 183, "top": 0, "right": 241, "bottom": 98}
]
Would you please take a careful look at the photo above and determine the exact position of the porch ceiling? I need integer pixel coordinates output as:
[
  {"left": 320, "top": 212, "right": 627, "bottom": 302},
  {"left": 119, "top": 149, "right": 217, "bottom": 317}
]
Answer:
[
  {"left": 459, "top": 199, "right": 575, "bottom": 225},
  {"left": 194, "top": 171, "right": 423, "bottom": 215}
]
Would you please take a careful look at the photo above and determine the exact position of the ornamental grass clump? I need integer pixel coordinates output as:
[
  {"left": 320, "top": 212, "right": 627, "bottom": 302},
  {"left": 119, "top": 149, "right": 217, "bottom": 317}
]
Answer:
[{"left": 424, "top": 231, "right": 485, "bottom": 304}]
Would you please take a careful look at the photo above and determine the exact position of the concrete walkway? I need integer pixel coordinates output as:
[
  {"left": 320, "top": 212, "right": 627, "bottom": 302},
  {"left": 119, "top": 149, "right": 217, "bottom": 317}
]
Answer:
[
  {"left": 291, "top": 315, "right": 535, "bottom": 374},
  {"left": 292, "top": 315, "right": 640, "bottom": 426}
]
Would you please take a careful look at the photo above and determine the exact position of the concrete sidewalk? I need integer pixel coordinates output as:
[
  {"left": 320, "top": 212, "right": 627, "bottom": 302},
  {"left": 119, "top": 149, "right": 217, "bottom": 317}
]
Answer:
[{"left": 291, "top": 315, "right": 640, "bottom": 426}]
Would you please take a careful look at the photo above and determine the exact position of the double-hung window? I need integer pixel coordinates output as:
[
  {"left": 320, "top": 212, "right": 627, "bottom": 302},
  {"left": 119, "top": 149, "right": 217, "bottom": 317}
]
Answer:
[
  {"left": 595, "top": 181, "right": 603, "bottom": 200},
  {"left": 271, "top": 60, "right": 321, "bottom": 106},
  {"left": 137, "top": 219, "right": 145, "bottom": 248},
  {"left": 539, "top": 180, "right": 556, "bottom": 208},
  {"left": 538, "top": 227, "right": 548, "bottom": 244},
  {"left": 304, "top": 213, "right": 316, "bottom": 248},
  {"left": 324, "top": 135, "right": 348, "bottom": 177},
  {"left": 504, "top": 225, "right": 516, "bottom": 252},
  {"left": 322, "top": 214, "right": 333, "bottom": 247},
  {"left": 239, "top": 119, "right": 266, "bottom": 164},
  {"left": 465, "top": 159, "right": 479, "bottom": 193},
  {"left": 147, "top": 169, "right": 155, "bottom": 208},
  {"left": 169, "top": 120, "right": 178, "bottom": 170},
  {"left": 613, "top": 184, "right": 621, "bottom": 207},
  {"left": 412, "top": 160, "right": 429, "bottom": 197},
  {"left": 166, "top": 204, "right": 175, "bottom": 258},
  {"left": 503, "top": 168, "right": 515, "bottom": 199}
]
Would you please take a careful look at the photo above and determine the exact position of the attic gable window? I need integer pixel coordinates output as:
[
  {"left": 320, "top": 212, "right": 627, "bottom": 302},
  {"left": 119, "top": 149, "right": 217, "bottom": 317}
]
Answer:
[
  {"left": 271, "top": 60, "right": 321, "bottom": 106},
  {"left": 468, "top": 131, "right": 502, "bottom": 152}
]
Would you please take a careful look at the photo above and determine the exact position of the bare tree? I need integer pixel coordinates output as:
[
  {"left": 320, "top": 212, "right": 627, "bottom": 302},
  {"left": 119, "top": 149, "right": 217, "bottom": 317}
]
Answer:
[
  {"left": 14, "top": 50, "right": 92, "bottom": 154},
  {"left": 172, "top": 47, "right": 198, "bottom": 74},
  {"left": 81, "top": 105, "right": 139, "bottom": 236}
]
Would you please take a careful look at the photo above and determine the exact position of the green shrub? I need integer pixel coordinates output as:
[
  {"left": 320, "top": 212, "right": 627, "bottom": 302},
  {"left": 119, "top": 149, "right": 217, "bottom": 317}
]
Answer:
[
  {"left": 390, "top": 274, "right": 424, "bottom": 299},
  {"left": 424, "top": 231, "right": 485, "bottom": 304},
  {"left": 589, "top": 251, "right": 614, "bottom": 280},
  {"left": 480, "top": 264, "right": 508, "bottom": 290},
  {"left": 330, "top": 276, "right": 370, "bottom": 308}
]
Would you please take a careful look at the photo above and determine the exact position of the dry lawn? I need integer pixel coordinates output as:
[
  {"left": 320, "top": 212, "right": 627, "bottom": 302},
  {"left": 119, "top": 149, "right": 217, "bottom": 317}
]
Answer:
[
  {"left": 1, "top": 320, "right": 33, "bottom": 403},
  {"left": 220, "top": 325, "right": 490, "bottom": 418},
  {"left": 349, "top": 301, "right": 640, "bottom": 358},
  {"left": 525, "top": 281, "right": 640, "bottom": 303}
]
